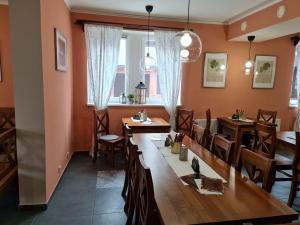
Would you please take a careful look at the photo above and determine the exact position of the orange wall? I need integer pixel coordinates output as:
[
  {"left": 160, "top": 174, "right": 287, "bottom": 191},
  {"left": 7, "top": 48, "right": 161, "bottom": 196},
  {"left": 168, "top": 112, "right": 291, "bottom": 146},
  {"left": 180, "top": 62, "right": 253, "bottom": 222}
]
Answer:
[
  {"left": 227, "top": 0, "right": 300, "bottom": 40},
  {"left": 0, "top": 5, "right": 14, "bottom": 107},
  {"left": 40, "top": 0, "right": 73, "bottom": 201},
  {"left": 72, "top": 12, "right": 297, "bottom": 151}
]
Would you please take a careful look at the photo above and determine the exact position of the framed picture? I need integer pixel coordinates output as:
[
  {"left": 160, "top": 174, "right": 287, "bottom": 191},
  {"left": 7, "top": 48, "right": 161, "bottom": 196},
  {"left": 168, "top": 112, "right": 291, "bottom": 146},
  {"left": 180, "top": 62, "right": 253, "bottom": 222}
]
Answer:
[
  {"left": 253, "top": 55, "right": 277, "bottom": 89},
  {"left": 0, "top": 55, "right": 2, "bottom": 82},
  {"left": 203, "top": 53, "right": 228, "bottom": 88},
  {"left": 55, "top": 28, "right": 67, "bottom": 72}
]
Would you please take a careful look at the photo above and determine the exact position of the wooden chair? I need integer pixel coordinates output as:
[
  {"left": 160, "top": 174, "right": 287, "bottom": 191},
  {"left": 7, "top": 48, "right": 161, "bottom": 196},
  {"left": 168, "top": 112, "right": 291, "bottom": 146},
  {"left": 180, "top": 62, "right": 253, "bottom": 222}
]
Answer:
[
  {"left": 191, "top": 123, "right": 210, "bottom": 149},
  {"left": 122, "top": 123, "right": 132, "bottom": 199},
  {"left": 205, "top": 108, "right": 211, "bottom": 131},
  {"left": 124, "top": 138, "right": 142, "bottom": 225},
  {"left": 93, "top": 108, "right": 125, "bottom": 167},
  {"left": 256, "top": 109, "right": 277, "bottom": 124},
  {"left": 134, "top": 154, "right": 163, "bottom": 225},
  {"left": 252, "top": 122, "right": 293, "bottom": 184},
  {"left": 0, "top": 108, "right": 15, "bottom": 133},
  {"left": 287, "top": 132, "right": 300, "bottom": 206},
  {"left": 238, "top": 147, "right": 275, "bottom": 192},
  {"left": 210, "top": 134, "right": 235, "bottom": 164},
  {"left": 0, "top": 128, "right": 17, "bottom": 180},
  {"left": 175, "top": 107, "right": 194, "bottom": 136}
]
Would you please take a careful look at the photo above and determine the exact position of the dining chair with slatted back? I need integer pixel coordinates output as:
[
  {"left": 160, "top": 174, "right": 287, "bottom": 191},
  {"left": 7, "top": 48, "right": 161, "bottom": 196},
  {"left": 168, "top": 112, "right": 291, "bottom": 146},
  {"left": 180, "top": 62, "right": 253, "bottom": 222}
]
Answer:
[
  {"left": 135, "top": 154, "right": 163, "bottom": 225},
  {"left": 93, "top": 108, "right": 125, "bottom": 166},
  {"left": 191, "top": 123, "right": 210, "bottom": 149},
  {"left": 0, "top": 108, "right": 15, "bottom": 133},
  {"left": 210, "top": 134, "right": 235, "bottom": 164},
  {"left": 122, "top": 123, "right": 133, "bottom": 199},
  {"left": 175, "top": 107, "right": 194, "bottom": 136},
  {"left": 287, "top": 132, "right": 300, "bottom": 206},
  {"left": 124, "top": 138, "right": 142, "bottom": 225},
  {"left": 239, "top": 147, "right": 275, "bottom": 192},
  {"left": 257, "top": 109, "right": 277, "bottom": 124},
  {"left": 205, "top": 108, "right": 211, "bottom": 131},
  {"left": 252, "top": 122, "right": 277, "bottom": 159},
  {"left": 253, "top": 122, "right": 293, "bottom": 185}
]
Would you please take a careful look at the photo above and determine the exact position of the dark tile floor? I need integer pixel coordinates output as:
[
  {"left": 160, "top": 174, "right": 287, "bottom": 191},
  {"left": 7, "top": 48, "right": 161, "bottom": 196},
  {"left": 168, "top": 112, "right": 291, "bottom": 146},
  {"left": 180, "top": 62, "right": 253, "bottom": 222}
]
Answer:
[
  {"left": 1, "top": 152, "right": 300, "bottom": 225},
  {"left": 0, "top": 152, "right": 126, "bottom": 225}
]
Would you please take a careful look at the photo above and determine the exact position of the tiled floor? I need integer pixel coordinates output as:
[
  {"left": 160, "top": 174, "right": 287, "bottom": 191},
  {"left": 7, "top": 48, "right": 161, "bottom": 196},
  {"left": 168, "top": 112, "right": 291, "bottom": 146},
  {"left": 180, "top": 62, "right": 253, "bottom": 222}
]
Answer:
[
  {"left": 1, "top": 152, "right": 300, "bottom": 225},
  {"left": 0, "top": 152, "right": 126, "bottom": 225}
]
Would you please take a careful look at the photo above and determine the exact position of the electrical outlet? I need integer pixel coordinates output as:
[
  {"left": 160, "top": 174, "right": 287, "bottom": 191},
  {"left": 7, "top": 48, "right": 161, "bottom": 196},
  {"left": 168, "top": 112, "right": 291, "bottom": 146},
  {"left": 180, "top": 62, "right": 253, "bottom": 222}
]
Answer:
[{"left": 58, "top": 165, "right": 62, "bottom": 174}]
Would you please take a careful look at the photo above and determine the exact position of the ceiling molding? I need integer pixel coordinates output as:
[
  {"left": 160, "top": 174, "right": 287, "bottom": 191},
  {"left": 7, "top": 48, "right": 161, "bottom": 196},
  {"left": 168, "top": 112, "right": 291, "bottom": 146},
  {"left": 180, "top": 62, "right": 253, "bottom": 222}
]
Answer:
[
  {"left": 70, "top": 8, "right": 224, "bottom": 25},
  {"left": 225, "top": 0, "right": 282, "bottom": 25},
  {"left": 64, "top": 0, "right": 71, "bottom": 10}
]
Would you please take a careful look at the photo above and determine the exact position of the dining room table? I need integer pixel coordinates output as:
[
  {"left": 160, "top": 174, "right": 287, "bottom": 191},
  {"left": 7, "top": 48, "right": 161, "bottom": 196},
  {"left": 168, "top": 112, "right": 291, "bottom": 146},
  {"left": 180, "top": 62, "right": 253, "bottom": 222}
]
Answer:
[
  {"left": 132, "top": 132, "right": 298, "bottom": 225},
  {"left": 122, "top": 117, "right": 171, "bottom": 134}
]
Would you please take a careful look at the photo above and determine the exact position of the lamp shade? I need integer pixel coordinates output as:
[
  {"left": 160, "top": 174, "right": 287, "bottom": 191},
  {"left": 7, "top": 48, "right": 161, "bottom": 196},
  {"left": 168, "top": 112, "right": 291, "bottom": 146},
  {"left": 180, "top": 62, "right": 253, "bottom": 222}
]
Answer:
[{"left": 175, "top": 29, "right": 202, "bottom": 62}]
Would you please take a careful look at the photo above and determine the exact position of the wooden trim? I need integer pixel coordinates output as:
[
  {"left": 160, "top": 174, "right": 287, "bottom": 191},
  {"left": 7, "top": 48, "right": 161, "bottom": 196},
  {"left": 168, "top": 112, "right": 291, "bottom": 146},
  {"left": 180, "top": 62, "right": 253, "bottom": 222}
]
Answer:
[
  {"left": 75, "top": 19, "right": 184, "bottom": 32},
  {"left": 0, "top": 166, "right": 17, "bottom": 193}
]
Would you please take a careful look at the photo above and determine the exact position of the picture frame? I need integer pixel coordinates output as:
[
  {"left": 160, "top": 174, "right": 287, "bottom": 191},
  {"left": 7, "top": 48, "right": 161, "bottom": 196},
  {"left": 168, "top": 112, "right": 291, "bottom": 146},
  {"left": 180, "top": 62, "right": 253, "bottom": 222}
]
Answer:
[
  {"left": 203, "top": 52, "right": 228, "bottom": 88},
  {"left": 55, "top": 28, "right": 67, "bottom": 72},
  {"left": 0, "top": 55, "right": 2, "bottom": 82},
  {"left": 253, "top": 55, "right": 277, "bottom": 89}
]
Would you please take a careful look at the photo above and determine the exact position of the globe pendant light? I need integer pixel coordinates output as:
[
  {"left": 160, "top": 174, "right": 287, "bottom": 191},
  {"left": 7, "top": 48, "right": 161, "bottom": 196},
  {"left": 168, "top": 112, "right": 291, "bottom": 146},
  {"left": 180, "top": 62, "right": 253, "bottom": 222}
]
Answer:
[
  {"left": 244, "top": 35, "right": 255, "bottom": 75},
  {"left": 141, "top": 5, "right": 156, "bottom": 72},
  {"left": 175, "top": 0, "right": 202, "bottom": 63}
]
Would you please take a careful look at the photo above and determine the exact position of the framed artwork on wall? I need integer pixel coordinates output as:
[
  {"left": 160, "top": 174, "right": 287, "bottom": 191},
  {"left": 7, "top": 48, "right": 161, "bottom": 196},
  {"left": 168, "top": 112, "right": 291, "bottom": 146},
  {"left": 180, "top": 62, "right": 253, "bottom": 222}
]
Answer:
[
  {"left": 55, "top": 28, "right": 67, "bottom": 72},
  {"left": 203, "top": 52, "right": 228, "bottom": 88},
  {"left": 0, "top": 55, "right": 2, "bottom": 82},
  {"left": 253, "top": 55, "right": 277, "bottom": 89}
]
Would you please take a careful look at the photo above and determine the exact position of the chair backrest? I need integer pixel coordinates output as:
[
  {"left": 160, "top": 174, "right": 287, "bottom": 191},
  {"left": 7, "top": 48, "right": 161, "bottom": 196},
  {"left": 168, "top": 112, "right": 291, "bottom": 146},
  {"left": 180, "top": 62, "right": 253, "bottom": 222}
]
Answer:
[
  {"left": 205, "top": 108, "right": 211, "bottom": 131},
  {"left": 257, "top": 109, "right": 277, "bottom": 124},
  {"left": 94, "top": 109, "right": 109, "bottom": 138},
  {"left": 0, "top": 108, "right": 15, "bottom": 132},
  {"left": 135, "top": 154, "right": 158, "bottom": 225},
  {"left": 210, "top": 134, "right": 234, "bottom": 164},
  {"left": 124, "top": 123, "right": 132, "bottom": 162},
  {"left": 239, "top": 147, "right": 275, "bottom": 192},
  {"left": 191, "top": 123, "right": 210, "bottom": 149},
  {"left": 0, "top": 128, "right": 17, "bottom": 179},
  {"left": 175, "top": 108, "right": 194, "bottom": 136},
  {"left": 252, "top": 122, "right": 277, "bottom": 159},
  {"left": 292, "top": 132, "right": 300, "bottom": 175}
]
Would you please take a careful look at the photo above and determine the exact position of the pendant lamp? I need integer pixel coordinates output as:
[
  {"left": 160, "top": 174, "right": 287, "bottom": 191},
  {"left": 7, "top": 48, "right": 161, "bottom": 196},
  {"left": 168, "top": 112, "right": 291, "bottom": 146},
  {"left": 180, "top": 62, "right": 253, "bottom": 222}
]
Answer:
[
  {"left": 244, "top": 35, "right": 255, "bottom": 75},
  {"left": 141, "top": 5, "right": 156, "bottom": 71},
  {"left": 175, "top": 0, "right": 202, "bottom": 62}
]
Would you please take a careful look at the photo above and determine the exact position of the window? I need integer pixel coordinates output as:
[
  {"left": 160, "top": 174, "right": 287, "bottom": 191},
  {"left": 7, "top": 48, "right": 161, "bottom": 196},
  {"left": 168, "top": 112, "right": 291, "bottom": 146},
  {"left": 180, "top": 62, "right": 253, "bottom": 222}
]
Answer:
[{"left": 290, "top": 44, "right": 300, "bottom": 107}]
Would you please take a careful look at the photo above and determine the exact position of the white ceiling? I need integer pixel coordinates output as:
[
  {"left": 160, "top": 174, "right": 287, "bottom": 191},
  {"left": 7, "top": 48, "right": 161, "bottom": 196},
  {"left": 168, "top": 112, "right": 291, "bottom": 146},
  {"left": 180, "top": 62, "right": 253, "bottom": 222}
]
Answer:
[{"left": 66, "top": 0, "right": 281, "bottom": 24}]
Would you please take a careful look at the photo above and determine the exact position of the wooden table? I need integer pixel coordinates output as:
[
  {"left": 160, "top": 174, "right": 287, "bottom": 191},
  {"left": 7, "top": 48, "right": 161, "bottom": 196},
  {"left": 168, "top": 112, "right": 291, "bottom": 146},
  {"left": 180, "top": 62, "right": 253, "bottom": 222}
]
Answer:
[
  {"left": 217, "top": 117, "right": 255, "bottom": 164},
  {"left": 122, "top": 117, "right": 171, "bottom": 133},
  {"left": 277, "top": 131, "right": 296, "bottom": 150},
  {"left": 133, "top": 132, "right": 297, "bottom": 225}
]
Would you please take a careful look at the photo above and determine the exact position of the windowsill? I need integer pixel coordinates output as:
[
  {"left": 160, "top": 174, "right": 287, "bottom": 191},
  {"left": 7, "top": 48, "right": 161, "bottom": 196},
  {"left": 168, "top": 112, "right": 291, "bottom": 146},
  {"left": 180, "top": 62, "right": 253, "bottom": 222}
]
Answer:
[
  {"left": 87, "top": 103, "right": 164, "bottom": 107},
  {"left": 289, "top": 104, "right": 298, "bottom": 108}
]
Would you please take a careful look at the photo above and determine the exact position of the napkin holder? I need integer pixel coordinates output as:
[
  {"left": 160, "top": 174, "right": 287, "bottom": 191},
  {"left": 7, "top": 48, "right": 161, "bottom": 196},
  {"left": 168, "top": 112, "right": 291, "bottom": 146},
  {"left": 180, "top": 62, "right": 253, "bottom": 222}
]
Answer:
[{"left": 192, "top": 157, "right": 200, "bottom": 175}]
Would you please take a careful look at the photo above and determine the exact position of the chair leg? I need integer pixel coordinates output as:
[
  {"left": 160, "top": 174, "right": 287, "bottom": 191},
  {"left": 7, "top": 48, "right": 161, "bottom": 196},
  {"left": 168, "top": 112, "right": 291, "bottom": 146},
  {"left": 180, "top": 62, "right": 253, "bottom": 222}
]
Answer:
[
  {"left": 111, "top": 145, "right": 115, "bottom": 168},
  {"left": 122, "top": 162, "right": 129, "bottom": 200},
  {"left": 288, "top": 178, "right": 299, "bottom": 207},
  {"left": 93, "top": 142, "right": 98, "bottom": 163}
]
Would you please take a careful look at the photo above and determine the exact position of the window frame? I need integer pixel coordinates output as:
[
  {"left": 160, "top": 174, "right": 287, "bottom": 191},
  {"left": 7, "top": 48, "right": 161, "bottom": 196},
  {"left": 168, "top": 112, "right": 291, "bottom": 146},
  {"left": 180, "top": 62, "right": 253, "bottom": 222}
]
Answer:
[{"left": 289, "top": 44, "right": 300, "bottom": 108}]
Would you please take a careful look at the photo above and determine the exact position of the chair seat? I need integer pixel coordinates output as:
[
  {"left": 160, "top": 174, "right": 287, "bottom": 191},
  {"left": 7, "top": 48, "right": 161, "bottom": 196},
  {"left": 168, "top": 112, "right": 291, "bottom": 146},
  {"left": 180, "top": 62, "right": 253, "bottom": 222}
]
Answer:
[
  {"left": 98, "top": 134, "right": 124, "bottom": 144},
  {"left": 274, "top": 153, "right": 293, "bottom": 167}
]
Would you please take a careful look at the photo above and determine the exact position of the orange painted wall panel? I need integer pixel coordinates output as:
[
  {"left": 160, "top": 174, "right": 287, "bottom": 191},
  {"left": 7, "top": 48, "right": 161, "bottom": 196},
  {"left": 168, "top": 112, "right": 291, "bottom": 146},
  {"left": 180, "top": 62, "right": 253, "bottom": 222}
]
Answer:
[
  {"left": 0, "top": 5, "right": 14, "bottom": 107},
  {"left": 40, "top": 0, "right": 73, "bottom": 201}
]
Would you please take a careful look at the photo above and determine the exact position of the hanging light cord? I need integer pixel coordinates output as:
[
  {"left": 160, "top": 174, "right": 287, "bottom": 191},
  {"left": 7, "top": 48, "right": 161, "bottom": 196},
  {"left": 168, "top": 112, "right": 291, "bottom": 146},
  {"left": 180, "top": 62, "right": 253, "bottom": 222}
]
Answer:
[
  {"left": 147, "top": 10, "right": 150, "bottom": 55},
  {"left": 187, "top": 0, "right": 191, "bottom": 30},
  {"left": 248, "top": 41, "right": 252, "bottom": 59}
]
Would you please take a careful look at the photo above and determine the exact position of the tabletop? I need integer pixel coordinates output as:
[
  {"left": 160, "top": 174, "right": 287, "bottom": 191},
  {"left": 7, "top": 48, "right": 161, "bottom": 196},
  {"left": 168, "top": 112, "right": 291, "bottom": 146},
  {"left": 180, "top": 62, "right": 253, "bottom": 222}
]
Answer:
[
  {"left": 132, "top": 132, "right": 297, "bottom": 225},
  {"left": 122, "top": 117, "right": 170, "bottom": 127},
  {"left": 217, "top": 117, "right": 255, "bottom": 127},
  {"left": 277, "top": 131, "right": 296, "bottom": 148}
]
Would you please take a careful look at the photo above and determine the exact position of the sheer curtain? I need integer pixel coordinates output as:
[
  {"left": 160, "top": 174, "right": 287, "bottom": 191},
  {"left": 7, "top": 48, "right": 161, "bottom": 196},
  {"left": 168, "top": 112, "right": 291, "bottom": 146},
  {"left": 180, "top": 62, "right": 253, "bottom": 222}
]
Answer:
[
  {"left": 154, "top": 30, "right": 182, "bottom": 128},
  {"left": 294, "top": 43, "right": 300, "bottom": 130},
  {"left": 85, "top": 24, "right": 123, "bottom": 109}
]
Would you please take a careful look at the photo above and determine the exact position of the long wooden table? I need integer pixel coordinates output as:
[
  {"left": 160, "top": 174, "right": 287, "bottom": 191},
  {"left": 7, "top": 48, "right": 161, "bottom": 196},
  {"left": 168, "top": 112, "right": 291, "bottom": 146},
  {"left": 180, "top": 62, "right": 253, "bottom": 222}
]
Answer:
[
  {"left": 217, "top": 117, "right": 255, "bottom": 164},
  {"left": 277, "top": 131, "right": 296, "bottom": 150},
  {"left": 133, "top": 133, "right": 298, "bottom": 225},
  {"left": 122, "top": 117, "right": 171, "bottom": 133}
]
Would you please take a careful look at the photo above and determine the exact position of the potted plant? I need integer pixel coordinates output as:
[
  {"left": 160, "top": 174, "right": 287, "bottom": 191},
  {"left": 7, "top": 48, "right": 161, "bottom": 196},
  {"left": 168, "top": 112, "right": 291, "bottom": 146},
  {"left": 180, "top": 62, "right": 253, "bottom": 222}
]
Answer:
[{"left": 127, "top": 93, "right": 135, "bottom": 104}]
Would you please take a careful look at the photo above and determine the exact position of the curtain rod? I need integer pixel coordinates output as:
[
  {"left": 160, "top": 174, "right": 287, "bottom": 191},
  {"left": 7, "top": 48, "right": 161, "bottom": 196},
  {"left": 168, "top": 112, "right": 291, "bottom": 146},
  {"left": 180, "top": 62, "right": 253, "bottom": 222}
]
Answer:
[{"left": 75, "top": 19, "right": 184, "bottom": 32}]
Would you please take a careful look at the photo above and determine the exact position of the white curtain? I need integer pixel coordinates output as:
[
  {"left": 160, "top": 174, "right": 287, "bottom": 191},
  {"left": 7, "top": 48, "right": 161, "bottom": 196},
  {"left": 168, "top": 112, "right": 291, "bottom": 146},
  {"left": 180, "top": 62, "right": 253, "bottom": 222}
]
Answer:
[
  {"left": 85, "top": 24, "right": 123, "bottom": 109},
  {"left": 154, "top": 30, "right": 182, "bottom": 128},
  {"left": 294, "top": 43, "right": 300, "bottom": 130}
]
